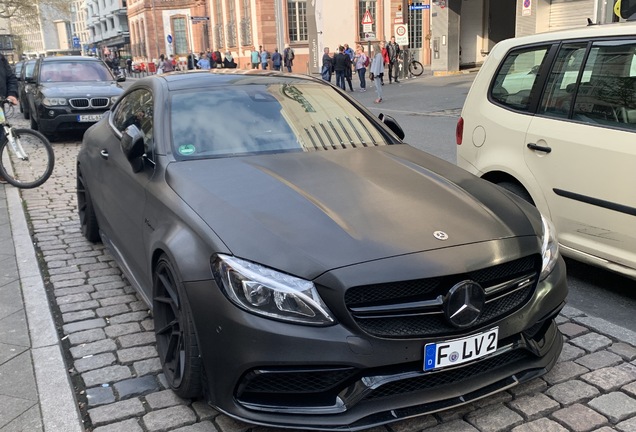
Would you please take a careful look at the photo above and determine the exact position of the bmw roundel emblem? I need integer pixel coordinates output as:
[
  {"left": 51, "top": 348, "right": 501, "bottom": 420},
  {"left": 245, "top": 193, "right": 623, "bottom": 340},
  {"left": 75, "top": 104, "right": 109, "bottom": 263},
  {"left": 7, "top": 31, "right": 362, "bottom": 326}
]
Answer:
[{"left": 433, "top": 230, "right": 449, "bottom": 240}]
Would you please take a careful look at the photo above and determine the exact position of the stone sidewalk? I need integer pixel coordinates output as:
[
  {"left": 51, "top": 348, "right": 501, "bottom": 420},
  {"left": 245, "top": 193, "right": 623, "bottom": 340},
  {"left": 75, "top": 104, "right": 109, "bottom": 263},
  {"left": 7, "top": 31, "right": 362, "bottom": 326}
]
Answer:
[{"left": 1, "top": 114, "right": 636, "bottom": 432}]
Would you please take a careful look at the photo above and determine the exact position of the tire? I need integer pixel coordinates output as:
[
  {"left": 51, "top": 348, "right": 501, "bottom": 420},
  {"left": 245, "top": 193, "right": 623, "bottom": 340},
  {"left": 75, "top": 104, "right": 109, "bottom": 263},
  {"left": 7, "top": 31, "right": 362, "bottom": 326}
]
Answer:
[
  {"left": 409, "top": 60, "right": 424, "bottom": 77},
  {"left": 153, "top": 255, "right": 203, "bottom": 399},
  {"left": 76, "top": 168, "right": 100, "bottom": 242},
  {"left": 497, "top": 181, "right": 535, "bottom": 205},
  {"left": 0, "top": 128, "right": 54, "bottom": 189}
]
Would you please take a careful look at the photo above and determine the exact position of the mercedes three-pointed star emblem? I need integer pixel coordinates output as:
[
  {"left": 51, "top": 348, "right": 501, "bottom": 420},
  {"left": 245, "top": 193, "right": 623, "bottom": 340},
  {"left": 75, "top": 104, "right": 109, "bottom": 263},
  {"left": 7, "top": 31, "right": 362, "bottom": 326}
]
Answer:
[{"left": 444, "top": 280, "right": 485, "bottom": 328}]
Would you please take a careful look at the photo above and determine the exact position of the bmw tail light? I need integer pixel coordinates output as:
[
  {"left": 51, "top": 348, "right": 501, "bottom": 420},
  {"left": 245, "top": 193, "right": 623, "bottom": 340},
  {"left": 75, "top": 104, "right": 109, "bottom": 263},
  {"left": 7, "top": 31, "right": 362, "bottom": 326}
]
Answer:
[{"left": 456, "top": 117, "right": 464, "bottom": 145}]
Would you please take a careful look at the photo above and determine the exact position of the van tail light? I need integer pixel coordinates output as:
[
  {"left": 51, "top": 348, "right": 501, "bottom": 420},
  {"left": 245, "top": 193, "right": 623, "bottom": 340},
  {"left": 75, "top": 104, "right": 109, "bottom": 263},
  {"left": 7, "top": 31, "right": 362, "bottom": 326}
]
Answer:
[{"left": 456, "top": 117, "right": 464, "bottom": 145}]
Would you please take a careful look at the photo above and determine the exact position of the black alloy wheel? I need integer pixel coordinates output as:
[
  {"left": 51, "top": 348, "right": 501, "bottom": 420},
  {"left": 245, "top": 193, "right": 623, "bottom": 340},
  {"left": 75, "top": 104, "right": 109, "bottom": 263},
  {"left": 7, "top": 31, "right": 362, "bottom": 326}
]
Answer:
[
  {"left": 153, "top": 255, "right": 203, "bottom": 399},
  {"left": 76, "top": 168, "right": 100, "bottom": 242}
]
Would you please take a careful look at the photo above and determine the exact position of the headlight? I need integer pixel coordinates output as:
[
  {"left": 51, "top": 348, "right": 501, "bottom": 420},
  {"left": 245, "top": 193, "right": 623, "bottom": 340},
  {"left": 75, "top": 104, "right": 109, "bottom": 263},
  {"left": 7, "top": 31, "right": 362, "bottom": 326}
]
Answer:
[
  {"left": 539, "top": 215, "right": 559, "bottom": 281},
  {"left": 110, "top": 96, "right": 119, "bottom": 105},
  {"left": 212, "top": 254, "right": 336, "bottom": 326},
  {"left": 42, "top": 97, "right": 67, "bottom": 107}
]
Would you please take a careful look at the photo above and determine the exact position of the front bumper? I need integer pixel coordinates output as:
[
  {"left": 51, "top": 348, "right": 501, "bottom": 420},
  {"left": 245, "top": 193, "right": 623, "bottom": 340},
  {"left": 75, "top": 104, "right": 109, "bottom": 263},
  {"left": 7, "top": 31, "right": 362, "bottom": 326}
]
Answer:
[
  {"left": 36, "top": 107, "right": 107, "bottom": 134},
  {"left": 184, "top": 249, "right": 567, "bottom": 431}
]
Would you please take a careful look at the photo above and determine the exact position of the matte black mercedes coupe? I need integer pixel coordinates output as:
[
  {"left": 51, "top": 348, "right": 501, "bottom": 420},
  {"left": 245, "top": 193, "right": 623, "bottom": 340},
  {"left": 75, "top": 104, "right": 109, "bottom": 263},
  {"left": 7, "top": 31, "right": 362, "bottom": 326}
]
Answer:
[{"left": 76, "top": 70, "right": 567, "bottom": 431}]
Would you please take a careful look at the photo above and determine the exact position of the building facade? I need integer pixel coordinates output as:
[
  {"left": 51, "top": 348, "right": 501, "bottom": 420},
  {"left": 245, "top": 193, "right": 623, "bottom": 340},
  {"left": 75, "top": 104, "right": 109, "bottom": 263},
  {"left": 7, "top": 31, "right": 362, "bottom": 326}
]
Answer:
[
  {"left": 72, "top": 0, "right": 91, "bottom": 55},
  {"left": 85, "top": 0, "right": 130, "bottom": 59},
  {"left": 11, "top": 2, "right": 72, "bottom": 57}
]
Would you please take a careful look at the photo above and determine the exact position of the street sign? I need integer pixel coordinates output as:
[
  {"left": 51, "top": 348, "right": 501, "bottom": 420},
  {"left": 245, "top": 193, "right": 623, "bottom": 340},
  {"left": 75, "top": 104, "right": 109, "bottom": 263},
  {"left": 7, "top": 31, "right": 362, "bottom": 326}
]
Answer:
[
  {"left": 364, "top": 32, "right": 376, "bottom": 41},
  {"left": 522, "top": 0, "right": 532, "bottom": 16},
  {"left": 394, "top": 24, "right": 409, "bottom": 46},
  {"left": 363, "top": 23, "right": 373, "bottom": 32},
  {"left": 72, "top": 36, "right": 80, "bottom": 48},
  {"left": 410, "top": 4, "right": 431, "bottom": 10},
  {"left": 362, "top": 9, "right": 373, "bottom": 25},
  {"left": 167, "top": 34, "right": 173, "bottom": 44},
  {"left": 190, "top": 16, "right": 210, "bottom": 22}
]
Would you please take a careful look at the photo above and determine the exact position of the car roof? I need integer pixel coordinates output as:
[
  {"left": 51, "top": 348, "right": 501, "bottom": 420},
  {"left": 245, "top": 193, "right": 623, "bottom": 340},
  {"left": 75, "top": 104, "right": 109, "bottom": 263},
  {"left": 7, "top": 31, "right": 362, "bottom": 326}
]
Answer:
[
  {"left": 496, "top": 21, "right": 636, "bottom": 51},
  {"left": 39, "top": 56, "right": 103, "bottom": 63},
  {"left": 141, "top": 69, "right": 325, "bottom": 91}
]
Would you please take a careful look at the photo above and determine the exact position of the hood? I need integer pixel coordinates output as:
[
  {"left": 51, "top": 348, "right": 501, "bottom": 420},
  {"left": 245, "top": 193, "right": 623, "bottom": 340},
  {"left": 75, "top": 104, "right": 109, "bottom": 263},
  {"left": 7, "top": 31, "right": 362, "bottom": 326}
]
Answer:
[
  {"left": 166, "top": 145, "right": 539, "bottom": 279},
  {"left": 40, "top": 81, "right": 123, "bottom": 98}
]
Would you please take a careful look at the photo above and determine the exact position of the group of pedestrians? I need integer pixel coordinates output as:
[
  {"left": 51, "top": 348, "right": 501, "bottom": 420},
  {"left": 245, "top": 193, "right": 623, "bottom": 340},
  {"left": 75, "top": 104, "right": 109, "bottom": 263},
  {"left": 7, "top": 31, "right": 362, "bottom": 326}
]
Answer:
[
  {"left": 321, "top": 37, "right": 402, "bottom": 104},
  {"left": 250, "top": 45, "right": 295, "bottom": 72},
  {"left": 185, "top": 49, "right": 237, "bottom": 71}
]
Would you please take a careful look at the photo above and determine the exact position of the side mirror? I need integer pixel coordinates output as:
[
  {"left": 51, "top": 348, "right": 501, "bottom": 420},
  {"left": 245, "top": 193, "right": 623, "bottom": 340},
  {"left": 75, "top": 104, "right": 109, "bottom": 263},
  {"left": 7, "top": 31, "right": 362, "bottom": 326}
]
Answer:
[
  {"left": 378, "top": 113, "right": 405, "bottom": 140},
  {"left": 117, "top": 75, "right": 126, "bottom": 83},
  {"left": 121, "top": 124, "right": 145, "bottom": 173}
]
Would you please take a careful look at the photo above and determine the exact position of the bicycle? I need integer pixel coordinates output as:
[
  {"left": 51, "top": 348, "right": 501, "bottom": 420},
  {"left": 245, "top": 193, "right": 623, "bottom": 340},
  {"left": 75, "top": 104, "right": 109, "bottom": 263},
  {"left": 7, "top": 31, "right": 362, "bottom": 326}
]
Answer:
[
  {"left": 406, "top": 51, "right": 424, "bottom": 77},
  {"left": 0, "top": 99, "right": 54, "bottom": 188}
]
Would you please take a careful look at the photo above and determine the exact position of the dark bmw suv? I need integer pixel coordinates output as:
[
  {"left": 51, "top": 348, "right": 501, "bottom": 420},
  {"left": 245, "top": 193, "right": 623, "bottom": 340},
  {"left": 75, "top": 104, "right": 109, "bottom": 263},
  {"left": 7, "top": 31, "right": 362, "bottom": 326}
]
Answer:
[{"left": 26, "top": 56, "right": 125, "bottom": 138}]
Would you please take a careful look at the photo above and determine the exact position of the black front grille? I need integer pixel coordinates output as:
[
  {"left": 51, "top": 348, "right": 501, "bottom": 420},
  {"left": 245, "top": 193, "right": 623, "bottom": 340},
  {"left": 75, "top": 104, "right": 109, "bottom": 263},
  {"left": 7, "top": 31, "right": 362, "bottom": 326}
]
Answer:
[
  {"left": 346, "top": 255, "right": 541, "bottom": 338},
  {"left": 91, "top": 97, "right": 109, "bottom": 108},
  {"left": 69, "top": 97, "right": 109, "bottom": 109},
  {"left": 240, "top": 367, "right": 357, "bottom": 395},
  {"left": 70, "top": 98, "right": 89, "bottom": 108},
  {"left": 365, "top": 349, "right": 529, "bottom": 400}
]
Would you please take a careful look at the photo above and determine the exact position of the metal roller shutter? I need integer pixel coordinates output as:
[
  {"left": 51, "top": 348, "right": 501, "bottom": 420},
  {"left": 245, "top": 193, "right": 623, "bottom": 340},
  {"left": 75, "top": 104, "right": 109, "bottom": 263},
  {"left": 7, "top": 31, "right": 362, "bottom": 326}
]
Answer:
[{"left": 549, "top": 0, "right": 595, "bottom": 30}]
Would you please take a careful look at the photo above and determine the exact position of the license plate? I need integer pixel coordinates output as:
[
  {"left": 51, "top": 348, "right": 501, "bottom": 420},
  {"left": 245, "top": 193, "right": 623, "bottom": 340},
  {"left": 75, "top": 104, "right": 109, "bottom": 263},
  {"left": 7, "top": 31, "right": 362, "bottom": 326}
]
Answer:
[
  {"left": 77, "top": 114, "right": 102, "bottom": 122},
  {"left": 424, "top": 327, "right": 498, "bottom": 371}
]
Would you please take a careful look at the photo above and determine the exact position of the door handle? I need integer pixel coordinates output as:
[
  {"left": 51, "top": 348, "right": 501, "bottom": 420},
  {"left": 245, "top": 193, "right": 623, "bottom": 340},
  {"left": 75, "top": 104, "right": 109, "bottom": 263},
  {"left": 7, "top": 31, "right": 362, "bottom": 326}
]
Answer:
[
  {"left": 100, "top": 150, "right": 109, "bottom": 159},
  {"left": 527, "top": 143, "right": 552, "bottom": 154}
]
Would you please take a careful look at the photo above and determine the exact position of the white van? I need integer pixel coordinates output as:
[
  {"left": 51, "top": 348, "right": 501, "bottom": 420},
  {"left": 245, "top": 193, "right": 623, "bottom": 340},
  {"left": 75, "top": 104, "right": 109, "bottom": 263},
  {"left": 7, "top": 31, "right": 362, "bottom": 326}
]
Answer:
[{"left": 457, "top": 22, "right": 636, "bottom": 280}]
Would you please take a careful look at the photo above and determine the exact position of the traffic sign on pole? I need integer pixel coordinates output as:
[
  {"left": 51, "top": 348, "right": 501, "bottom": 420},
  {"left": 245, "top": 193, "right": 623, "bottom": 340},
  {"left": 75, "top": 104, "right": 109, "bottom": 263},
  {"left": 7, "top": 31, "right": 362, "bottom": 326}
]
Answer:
[
  {"left": 362, "top": 9, "right": 373, "bottom": 25},
  {"left": 394, "top": 24, "right": 409, "bottom": 46}
]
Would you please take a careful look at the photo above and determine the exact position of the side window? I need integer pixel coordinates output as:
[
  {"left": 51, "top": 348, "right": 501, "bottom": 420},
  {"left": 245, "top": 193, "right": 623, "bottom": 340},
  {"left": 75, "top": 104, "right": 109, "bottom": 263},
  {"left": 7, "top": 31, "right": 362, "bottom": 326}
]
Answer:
[
  {"left": 572, "top": 40, "right": 636, "bottom": 130},
  {"left": 538, "top": 43, "right": 587, "bottom": 119},
  {"left": 111, "top": 89, "right": 155, "bottom": 160},
  {"left": 490, "top": 46, "right": 550, "bottom": 112}
]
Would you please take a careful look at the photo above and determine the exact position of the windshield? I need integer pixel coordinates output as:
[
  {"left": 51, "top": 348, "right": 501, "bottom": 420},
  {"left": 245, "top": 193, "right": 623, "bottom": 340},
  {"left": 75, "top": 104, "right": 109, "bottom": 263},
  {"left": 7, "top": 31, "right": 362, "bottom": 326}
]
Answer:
[
  {"left": 170, "top": 82, "right": 390, "bottom": 159},
  {"left": 40, "top": 61, "right": 113, "bottom": 82}
]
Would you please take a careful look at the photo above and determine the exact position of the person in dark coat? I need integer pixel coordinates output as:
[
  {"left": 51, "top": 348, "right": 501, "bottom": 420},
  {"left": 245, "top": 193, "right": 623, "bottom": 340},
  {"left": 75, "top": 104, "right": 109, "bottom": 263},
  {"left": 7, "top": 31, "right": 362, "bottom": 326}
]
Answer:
[
  {"left": 333, "top": 46, "right": 348, "bottom": 90},
  {"left": 321, "top": 47, "right": 333, "bottom": 82}
]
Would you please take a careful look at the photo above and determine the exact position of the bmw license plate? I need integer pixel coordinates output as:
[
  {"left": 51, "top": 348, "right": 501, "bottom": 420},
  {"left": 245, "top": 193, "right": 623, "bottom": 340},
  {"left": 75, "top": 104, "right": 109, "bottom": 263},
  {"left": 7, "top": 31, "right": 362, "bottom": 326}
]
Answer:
[
  {"left": 424, "top": 327, "right": 498, "bottom": 371},
  {"left": 77, "top": 114, "right": 102, "bottom": 122}
]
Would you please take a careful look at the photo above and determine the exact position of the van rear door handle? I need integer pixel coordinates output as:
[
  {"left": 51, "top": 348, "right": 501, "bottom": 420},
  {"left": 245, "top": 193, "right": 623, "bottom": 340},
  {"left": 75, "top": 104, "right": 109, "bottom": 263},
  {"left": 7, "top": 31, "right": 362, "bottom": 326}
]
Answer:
[{"left": 527, "top": 143, "right": 552, "bottom": 153}]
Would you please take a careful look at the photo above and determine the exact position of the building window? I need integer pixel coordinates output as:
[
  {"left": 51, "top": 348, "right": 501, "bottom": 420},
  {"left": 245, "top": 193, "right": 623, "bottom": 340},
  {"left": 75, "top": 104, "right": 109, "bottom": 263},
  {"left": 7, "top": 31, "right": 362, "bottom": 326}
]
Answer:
[
  {"left": 287, "top": 1, "right": 307, "bottom": 42},
  {"left": 214, "top": 0, "right": 225, "bottom": 49},
  {"left": 226, "top": 0, "right": 237, "bottom": 47},
  {"left": 408, "top": 4, "right": 423, "bottom": 49},
  {"left": 358, "top": 0, "right": 376, "bottom": 41},
  {"left": 172, "top": 16, "right": 188, "bottom": 56},
  {"left": 240, "top": 0, "right": 252, "bottom": 46}
]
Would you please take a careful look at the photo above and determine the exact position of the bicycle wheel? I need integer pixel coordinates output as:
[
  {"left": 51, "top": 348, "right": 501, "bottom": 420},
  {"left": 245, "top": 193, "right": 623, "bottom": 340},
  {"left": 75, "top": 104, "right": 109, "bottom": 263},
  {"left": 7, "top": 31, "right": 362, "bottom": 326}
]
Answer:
[
  {"left": 0, "top": 128, "right": 54, "bottom": 188},
  {"left": 409, "top": 60, "right": 424, "bottom": 77}
]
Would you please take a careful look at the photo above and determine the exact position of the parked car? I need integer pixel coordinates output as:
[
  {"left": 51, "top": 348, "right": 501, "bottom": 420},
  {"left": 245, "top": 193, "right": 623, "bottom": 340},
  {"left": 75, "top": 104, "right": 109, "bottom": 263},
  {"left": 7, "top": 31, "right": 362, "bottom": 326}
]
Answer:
[
  {"left": 77, "top": 71, "right": 567, "bottom": 430},
  {"left": 13, "top": 60, "right": 23, "bottom": 79},
  {"left": 17, "top": 59, "right": 36, "bottom": 119},
  {"left": 26, "top": 55, "right": 125, "bottom": 138},
  {"left": 457, "top": 22, "right": 636, "bottom": 280}
]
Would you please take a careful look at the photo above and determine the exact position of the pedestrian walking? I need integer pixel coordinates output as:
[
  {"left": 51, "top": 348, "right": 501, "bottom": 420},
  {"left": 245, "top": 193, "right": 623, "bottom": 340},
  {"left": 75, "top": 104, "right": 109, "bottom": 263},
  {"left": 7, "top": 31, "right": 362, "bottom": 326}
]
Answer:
[
  {"left": 126, "top": 57, "right": 132, "bottom": 75},
  {"left": 354, "top": 46, "right": 369, "bottom": 92},
  {"left": 283, "top": 44, "right": 294, "bottom": 72},
  {"left": 272, "top": 48, "right": 282, "bottom": 71},
  {"left": 333, "top": 46, "right": 348, "bottom": 91},
  {"left": 187, "top": 51, "right": 196, "bottom": 70},
  {"left": 386, "top": 36, "right": 401, "bottom": 84},
  {"left": 251, "top": 48, "right": 260, "bottom": 69},
  {"left": 197, "top": 53, "right": 211, "bottom": 70},
  {"left": 321, "top": 47, "right": 333, "bottom": 82},
  {"left": 370, "top": 44, "right": 384, "bottom": 103},
  {"left": 260, "top": 47, "right": 269, "bottom": 70}
]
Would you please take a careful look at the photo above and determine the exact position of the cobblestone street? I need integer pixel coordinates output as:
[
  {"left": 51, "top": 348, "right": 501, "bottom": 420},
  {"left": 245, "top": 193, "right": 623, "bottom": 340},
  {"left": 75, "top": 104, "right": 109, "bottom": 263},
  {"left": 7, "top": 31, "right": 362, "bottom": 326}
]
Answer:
[{"left": 10, "top": 114, "right": 636, "bottom": 431}]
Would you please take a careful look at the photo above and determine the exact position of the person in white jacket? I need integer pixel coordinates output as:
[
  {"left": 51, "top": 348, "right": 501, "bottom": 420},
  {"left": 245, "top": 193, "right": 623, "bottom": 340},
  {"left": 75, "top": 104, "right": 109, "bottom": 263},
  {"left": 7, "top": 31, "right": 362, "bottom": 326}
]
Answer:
[{"left": 369, "top": 44, "right": 385, "bottom": 103}]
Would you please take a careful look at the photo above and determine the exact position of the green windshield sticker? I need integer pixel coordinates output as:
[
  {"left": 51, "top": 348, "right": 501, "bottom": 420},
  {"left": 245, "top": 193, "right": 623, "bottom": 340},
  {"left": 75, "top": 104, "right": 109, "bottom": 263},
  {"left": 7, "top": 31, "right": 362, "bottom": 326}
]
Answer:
[{"left": 178, "top": 144, "right": 196, "bottom": 155}]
